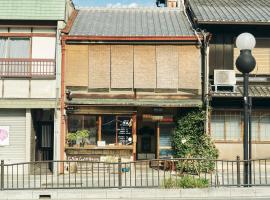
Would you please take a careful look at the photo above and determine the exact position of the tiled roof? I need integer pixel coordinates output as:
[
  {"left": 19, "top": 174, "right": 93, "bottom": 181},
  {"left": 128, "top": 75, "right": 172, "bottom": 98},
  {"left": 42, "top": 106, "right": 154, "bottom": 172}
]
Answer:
[
  {"left": 188, "top": 0, "right": 270, "bottom": 24},
  {"left": 69, "top": 8, "right": 195, "bottom": 37},
  {"left": 0, "top": 0, "right": 66, "bottom": 20},
  {"left": 211, "top": 85, "right": 270, "bottom": 98}
]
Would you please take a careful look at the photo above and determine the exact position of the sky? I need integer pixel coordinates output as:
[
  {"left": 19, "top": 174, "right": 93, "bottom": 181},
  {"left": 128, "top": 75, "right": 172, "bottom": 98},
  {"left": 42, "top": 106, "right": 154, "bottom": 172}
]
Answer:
[{"left": 72, "top": 0, "right": 156, "bottom": 8}]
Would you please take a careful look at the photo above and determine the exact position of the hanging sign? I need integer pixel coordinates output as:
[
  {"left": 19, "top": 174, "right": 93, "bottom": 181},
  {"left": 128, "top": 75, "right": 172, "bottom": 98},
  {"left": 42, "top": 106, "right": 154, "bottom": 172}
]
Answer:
[
  {"left": 117, "top": 117, "right": 132, "bottom": 145},
  {"left": 0, "top": 126, "right": 9, "bottom": 146}
]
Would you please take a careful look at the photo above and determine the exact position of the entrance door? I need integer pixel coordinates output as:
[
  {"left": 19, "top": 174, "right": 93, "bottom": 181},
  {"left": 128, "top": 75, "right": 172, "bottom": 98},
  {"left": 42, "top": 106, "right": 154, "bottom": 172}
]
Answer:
[
  {"left": 36, "top": 122, "right": 54, "bottom": 161},
  {"left": 137, "top": 124, "right": 156, "bottom": 160}
]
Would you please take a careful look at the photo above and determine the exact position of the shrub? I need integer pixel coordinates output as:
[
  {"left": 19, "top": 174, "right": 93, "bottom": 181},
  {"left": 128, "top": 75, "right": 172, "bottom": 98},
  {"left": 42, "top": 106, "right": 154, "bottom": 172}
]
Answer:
[
  {"left": 163, "top": 176, "right": 209, "bottom": 189},
  {"left": 172, "top": 108, "right": 218, "bottom": 173}
]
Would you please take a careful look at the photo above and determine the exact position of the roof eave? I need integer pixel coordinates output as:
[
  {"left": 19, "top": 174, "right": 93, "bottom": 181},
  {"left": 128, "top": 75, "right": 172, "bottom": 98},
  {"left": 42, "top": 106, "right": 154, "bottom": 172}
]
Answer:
[
  {"left": 197, "top": 21, "right": 270, "bottom": 25},
  {"left": 62, "top": 35, "right": 200, "bottom": 41}
]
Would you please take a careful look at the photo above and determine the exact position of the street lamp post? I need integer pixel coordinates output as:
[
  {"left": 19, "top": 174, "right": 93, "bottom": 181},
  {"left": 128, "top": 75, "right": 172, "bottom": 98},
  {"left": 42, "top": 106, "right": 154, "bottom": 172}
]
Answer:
[{"left": 235, "top": 33, "right": 256, "bottom": 186}]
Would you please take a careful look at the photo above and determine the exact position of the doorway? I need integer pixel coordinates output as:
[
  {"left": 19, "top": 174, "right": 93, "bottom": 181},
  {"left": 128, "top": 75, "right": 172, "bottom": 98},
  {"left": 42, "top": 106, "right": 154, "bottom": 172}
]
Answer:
[
  {"left": 31, "top": 109, "right": 54, "bottom": 172},
  {"left": 137, "top": 121, "right": 156, "bottom": 160}
]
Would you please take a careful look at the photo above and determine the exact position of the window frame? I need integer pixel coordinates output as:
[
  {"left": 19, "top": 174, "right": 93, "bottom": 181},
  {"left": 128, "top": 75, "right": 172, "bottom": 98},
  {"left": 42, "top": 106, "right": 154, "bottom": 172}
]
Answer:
[
  {"left": 0, "top": 37, "right": 31, "bottom": 59},
  {"left": 211, "top": 110, "right": 270, "bottom": 143}
]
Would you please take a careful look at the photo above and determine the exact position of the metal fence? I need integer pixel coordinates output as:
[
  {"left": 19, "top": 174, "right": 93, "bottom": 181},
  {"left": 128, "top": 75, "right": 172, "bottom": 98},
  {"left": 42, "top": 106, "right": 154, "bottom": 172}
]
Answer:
[{"left": 1, "top": 157, "right": 270, "bottom": 190}]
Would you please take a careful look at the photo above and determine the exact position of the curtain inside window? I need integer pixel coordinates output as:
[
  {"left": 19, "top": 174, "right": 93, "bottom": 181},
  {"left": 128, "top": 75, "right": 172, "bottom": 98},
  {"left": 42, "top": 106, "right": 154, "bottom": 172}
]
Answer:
[
  {"left": 9, "top": 38, "right": 30, "bottom": 58},
  {"left": 0, "top": 38, "right": 7, "bottom": 58},
  {"left": 258, "top": 115, "right": 270, "bottom": 141},
  {"left": 211, "top": 114, "right": 225, "bottom": 140},
  {"left": 225, "top": 115, "right": 241, "bottom": 140}
]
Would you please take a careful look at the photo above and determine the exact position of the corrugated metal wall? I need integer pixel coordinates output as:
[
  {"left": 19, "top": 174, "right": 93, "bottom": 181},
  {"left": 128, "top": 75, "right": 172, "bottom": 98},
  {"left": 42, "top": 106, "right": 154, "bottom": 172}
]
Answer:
[{"left": 0, "top": 109, "right": 26, "bottom": 163}]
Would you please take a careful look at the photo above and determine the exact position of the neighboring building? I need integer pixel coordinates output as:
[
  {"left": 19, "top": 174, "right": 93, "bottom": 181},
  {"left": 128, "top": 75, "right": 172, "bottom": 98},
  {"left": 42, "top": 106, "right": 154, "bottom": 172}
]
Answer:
[
  {"left": 62, "top": 8, "right": 202, "bottom": 162},
  {"left": 0, "top": 0, "right": 74, "bottom": 168},
  {"left": 187, "top": 0, "right": 270, "bottom": 159}
]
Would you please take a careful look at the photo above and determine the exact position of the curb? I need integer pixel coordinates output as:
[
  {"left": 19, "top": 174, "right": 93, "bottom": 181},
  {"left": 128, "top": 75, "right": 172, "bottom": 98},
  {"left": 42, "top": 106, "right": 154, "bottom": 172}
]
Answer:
[{"left": 0, "top": 188, "right": 270, "bottom": 199}]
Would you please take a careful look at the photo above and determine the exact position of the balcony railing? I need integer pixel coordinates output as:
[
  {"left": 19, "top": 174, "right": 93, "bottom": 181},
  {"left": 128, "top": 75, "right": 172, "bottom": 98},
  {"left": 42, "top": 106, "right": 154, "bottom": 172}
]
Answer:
[{"left": 0, "top": 58, "right": 56, "bottom": 78}]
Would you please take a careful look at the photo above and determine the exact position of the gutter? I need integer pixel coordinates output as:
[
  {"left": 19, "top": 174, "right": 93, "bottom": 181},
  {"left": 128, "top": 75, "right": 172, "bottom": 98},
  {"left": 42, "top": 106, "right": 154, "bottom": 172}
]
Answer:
[
  {"left": 197, "top": 21, "right": 270, "bottom": 25},
  {"left": 62, "top": 35, "right": 200, "bottom": 41},
  {"left": 60, "top": 40, "right": 66, "bottom": 163}
]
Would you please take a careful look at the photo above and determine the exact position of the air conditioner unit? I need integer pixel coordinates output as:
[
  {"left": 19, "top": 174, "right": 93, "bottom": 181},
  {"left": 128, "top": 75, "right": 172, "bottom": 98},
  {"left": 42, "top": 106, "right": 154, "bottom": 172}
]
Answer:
[{"left": 214, "top": 70, "right": 236, "bottom": 92}]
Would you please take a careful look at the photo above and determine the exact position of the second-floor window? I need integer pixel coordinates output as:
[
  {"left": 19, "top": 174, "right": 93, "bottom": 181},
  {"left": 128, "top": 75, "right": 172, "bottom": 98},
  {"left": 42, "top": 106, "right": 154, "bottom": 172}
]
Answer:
[{"left": 0, "top": 37, "right": 30, "bottom": 58}]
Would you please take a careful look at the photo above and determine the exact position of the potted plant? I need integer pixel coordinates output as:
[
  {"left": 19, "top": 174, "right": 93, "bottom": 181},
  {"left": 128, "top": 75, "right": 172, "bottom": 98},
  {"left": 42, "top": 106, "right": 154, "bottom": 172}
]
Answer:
[
  {"left": 66, "top": 132, "right": 77, "bottom": 147},
  {"left": 77, "top": 129, "right": 90, "bottom": 147}
]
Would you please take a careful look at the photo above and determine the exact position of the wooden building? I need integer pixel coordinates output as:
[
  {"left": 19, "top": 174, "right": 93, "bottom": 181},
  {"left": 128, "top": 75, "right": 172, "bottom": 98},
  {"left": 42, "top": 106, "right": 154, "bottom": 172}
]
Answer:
[
  {"left": 61, "top": 8, "right": 202, "bottom": 161},
  {"left": 187, "top": 0, "right": 270, "bottom": 159}
]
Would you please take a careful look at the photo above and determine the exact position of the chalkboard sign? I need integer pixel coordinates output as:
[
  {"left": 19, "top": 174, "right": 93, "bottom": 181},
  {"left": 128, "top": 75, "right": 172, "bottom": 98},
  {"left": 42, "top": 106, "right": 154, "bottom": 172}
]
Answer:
[{"left": 117, "top": 116, "right": 132, "bottom": 145}]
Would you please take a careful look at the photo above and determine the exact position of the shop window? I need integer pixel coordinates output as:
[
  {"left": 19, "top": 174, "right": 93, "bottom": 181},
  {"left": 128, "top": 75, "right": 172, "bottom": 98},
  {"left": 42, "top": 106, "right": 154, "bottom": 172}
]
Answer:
[
  {"left": 102, "top": 115, "right": 133, "bottom": 145},
  {"left": 102, "top": 115, "right": 116, "bottom": 144},
  {"left": 68, "top": 115, "right": 97, "bottom": 145}
]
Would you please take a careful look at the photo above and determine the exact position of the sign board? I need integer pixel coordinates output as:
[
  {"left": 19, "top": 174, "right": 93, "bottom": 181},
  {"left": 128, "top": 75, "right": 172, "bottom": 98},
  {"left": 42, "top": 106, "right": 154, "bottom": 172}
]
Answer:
[
  {"left": 97, "top": 141, "right": 106, "bottom": 147},
  {"left": 0, "top": 126, "right": 9, "bottom": 146},
  {"left": 142, "top": 115, "right": 173, "bottom": 122},
  {"left": 117, "top": 117, "right": 132, "bottom": 145}
]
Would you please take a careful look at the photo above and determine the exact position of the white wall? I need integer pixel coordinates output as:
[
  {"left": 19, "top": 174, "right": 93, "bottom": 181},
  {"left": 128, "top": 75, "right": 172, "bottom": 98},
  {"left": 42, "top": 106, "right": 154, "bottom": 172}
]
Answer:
[
  {"left": 31, "top": 80, "right": 56, "bottom": 98},
  {"left": 4, "top": 80, "right": 30, "bottom": 98},
  {"left": 1, "top": 79, "right": 56, "bottom": 99},
  {"left": 32, "top": 37, "right": 56, "bottom": 59}
]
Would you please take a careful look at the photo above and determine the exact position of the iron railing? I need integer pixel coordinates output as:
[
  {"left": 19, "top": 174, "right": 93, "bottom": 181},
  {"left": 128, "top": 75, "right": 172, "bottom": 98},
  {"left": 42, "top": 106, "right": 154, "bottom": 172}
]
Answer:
[
  {"left": 1, "top": 157, "right": 270, "bottom": 190},
  {"left": 0, "top": 58, "right": 55, "bottom": 77}
]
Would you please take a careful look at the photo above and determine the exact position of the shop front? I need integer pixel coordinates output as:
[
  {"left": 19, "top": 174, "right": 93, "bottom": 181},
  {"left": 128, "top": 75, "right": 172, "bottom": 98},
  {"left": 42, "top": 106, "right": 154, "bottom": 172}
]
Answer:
[{"left": 65, "top": 106, "right": 177, "bottom": 161}]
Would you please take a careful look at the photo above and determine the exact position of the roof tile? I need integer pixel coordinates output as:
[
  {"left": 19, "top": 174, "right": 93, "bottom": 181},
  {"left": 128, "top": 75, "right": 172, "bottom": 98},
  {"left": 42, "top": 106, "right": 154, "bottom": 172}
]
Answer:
[
  {"left": 69, "top": 8, "right": 195, "bottom": 37},
  {"left": 188, "top": 0, "right": 270, "bottom": 24}
]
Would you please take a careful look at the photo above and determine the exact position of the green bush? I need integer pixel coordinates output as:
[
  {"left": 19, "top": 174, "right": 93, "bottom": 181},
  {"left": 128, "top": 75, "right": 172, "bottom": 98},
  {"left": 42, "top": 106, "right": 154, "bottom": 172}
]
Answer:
[
  {"left": 163, "top": 176, "right": 209, "bottom": 189},
  {"left": 172, "top": 109, "right": 218, "bottom": 173}
]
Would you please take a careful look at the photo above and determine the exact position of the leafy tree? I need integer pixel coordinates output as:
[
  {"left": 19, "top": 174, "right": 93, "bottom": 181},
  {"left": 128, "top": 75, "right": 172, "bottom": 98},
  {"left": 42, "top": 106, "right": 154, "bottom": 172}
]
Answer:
[{"left": 172, "top": 109, "right": 218, "bottom": 173}]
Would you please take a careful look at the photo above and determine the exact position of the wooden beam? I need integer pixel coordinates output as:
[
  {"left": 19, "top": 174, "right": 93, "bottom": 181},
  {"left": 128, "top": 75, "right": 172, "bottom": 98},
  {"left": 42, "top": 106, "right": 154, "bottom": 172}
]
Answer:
[
  {"left": 156, "top": 122, "right": 160, "bottom": 159},
  {"left": 132, "top": 113, "right": 137, "bottom": 161},
  {"left": 0, "top": 33, "right": 56, "bottom": 37},
  {"left": 98, "top": 116, "right": 102, "bottom": 142},
  {"left": 61, "top": 10, "right": 78, "bottom": 34}
]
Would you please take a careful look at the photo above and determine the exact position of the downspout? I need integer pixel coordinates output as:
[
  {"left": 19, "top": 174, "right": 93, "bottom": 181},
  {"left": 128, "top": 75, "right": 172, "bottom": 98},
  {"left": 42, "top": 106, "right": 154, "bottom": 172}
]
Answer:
[
  {"left": 60, "top": 38, "right": 66, "bottom": 163},
  {"left": 201, "top": 31, "right": 211, "bottom": 134},
  {"left": 183, "top": 0, "right": 211, "bottom": 133}
]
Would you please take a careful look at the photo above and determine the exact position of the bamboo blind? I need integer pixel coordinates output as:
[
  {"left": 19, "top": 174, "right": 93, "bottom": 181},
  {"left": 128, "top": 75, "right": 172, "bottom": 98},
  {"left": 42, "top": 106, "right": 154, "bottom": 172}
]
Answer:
[
  {"left": 65, "top": 45, "right": 89, "bottom": 86},
  {"left": 134, "top": 46, "right": 156, "bottom": 88},
  {"left": 178, "top": 46, "right": 200, "bottom": 89},
  {"left": 234, "top": 39, "right": 270, "bottom": 75},
  {"left": 111, "top": 45, "right": 134, "bottom": 88},
  {"left": 156, "top": 45, "right": 178, "bottom": 89},
  {"left": 88, "top": 45, "right": 111, "bottom": 88}
]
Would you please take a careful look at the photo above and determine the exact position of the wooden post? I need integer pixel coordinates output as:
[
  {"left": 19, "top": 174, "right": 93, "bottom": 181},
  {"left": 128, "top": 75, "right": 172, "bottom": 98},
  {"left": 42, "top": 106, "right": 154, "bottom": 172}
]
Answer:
[
  {"left": 98, "top": 116, "right": 102, "bottom": 141},
  {"left": 132, "top": 113, "right": 137, "bottom": 161},
  {"left": 116, "top": 116, "right": 118, "bottom": 144},
  {"left": 156, "top": 121, "right": 160, "bottom": 159}
]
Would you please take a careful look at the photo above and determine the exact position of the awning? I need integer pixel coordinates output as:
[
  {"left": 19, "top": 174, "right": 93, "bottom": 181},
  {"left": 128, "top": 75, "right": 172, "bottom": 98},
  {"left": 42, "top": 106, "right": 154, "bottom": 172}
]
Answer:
[{"left": 66, "top": 98, "right": 202, "bottom": 107}]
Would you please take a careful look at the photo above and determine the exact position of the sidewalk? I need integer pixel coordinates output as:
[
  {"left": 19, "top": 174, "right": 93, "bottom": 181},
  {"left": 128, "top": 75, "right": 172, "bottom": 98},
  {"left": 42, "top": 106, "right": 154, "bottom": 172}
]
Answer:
[{"left": 1, "top": 187, "right": 270, "bottom": 200}]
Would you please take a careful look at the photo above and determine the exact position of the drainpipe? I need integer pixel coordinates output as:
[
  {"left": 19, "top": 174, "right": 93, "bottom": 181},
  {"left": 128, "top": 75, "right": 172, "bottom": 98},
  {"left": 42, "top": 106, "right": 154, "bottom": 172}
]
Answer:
[
  {"left": 60, "top": 37, "right": 66, "bottom": 165},
  {"left": 201, "top": 30, "right": 211, "bottom": 134}
]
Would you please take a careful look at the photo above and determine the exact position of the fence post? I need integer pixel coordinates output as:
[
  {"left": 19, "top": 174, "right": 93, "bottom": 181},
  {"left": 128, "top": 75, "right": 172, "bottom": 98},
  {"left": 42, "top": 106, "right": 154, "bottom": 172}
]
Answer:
[
  {"left": 1, "top": 160, "right": 4, "bottom": 190},
  {"left": 118, "top": 157, "right": 122, "bottom": 189},
  {"left": 236, "top": 156, "right": 240, "bottom": 187}
]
